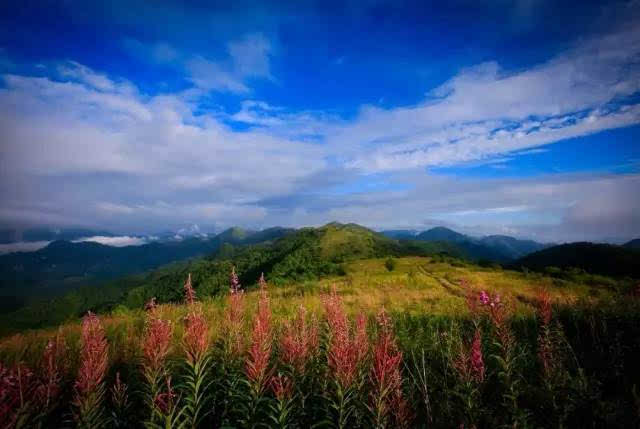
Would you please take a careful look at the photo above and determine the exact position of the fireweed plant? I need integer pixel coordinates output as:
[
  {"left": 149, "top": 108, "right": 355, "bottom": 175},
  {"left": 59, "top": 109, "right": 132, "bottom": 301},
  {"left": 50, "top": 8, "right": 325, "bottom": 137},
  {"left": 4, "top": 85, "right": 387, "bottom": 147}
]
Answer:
[
  {"left": 0, "top": 331, "right": 67, "bottom": 428},
  {"left": 180, "top": 273, "right": 213, "bottom": 428},
  {"left": 241, "top": 273, "right": 275, "bottom": 427},
  {"left": 141, "top": 299, "right": 173, "bottom": 426},
  {"left": 72, "top": 312, "right": 109, "bottom": 428},
  {"left": 323, "top": 286, "right": 370, "bottom": 428},
  {"left": 278, "top": 304, "right": 320, "bottom": 422},
  {"left": 369, "top": 308, "right": 411, "bottom": 428},
  {"left": 2, "top": 270, "right": 640, "bottom": 428}
]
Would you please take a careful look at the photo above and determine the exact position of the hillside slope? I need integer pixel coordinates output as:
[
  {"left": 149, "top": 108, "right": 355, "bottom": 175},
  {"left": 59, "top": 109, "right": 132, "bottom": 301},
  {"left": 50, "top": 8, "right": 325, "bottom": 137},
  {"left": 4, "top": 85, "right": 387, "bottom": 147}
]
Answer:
[
  {"left": 510, "top": 242, "right": 640, "bottom": 278},
  {"left": 623, "top": 238, "right": 640, "bottom": 250},
  {"left": 0, "top": 227, "right": 293, "bottom": 312},
  {"left": 0, "top": 223, "right": 455, "bottom": 334},
  {"left": 412, "top": 227, "right": 548, "bottom": 262}
]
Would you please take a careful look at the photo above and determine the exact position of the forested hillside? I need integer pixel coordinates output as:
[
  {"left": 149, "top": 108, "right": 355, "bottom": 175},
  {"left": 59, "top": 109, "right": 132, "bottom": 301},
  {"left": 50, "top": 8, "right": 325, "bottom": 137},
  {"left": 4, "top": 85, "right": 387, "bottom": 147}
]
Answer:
[
  {"left": 0, "top": 227, "right": 293, "bottom": 313},
  {"left": 510, "top": 242, "right": 640, "bottom": 278}
]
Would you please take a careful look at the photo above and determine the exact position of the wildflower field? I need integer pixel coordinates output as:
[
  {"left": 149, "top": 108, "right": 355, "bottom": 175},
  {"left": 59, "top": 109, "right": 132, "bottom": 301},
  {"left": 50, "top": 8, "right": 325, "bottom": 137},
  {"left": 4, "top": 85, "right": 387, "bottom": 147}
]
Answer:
[{"left": 1, "top": 257, "right": 639, "bottom": 428}]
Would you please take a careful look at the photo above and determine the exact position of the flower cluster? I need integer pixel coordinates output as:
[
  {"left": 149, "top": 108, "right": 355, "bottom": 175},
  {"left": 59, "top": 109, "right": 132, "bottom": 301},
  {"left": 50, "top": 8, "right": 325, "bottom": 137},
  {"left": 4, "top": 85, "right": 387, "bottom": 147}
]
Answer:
[
  {"left": 270, "top": 373, "right": 293, "bottom": 401},
  {"left": 184, "top": 273, "right": 196, "bottom": 305},
  {"left": 455, "top": 328, "right": 485, "bottom": 384},
  {"left": 143, "top": 317, "right": 173, "bottom": 373},
  {"left": 537, "top": 289, "right": 557, "bottom": 381},
  {"left": 183, "top": 310, "right": 210, "bottom": 364},
  {"left": 371, "top": 309, "right": 409, "bottom": 426},
  {"left": 225, "top": 268, "right": 246, "bottom": 357},
  {"left": 36, "top": 334, "right": 66, "bottom": 408},
  {"left": 476, "top": 290, "right": 513, "bottom": 350},
  {"left": 0, "top": 363, "right": 35, "bottom": 427},
  {"left": 280, "top": 305, "right": 319, "bottom": 373},
  {"left": 324, "top": 286, "right": 369, "bottom": 388},
  {"left": 75, "top": 312, "right": 108, "bottom": 396},
  {"left": 246, "top": 273, "right": 273, "bottom": 391}
]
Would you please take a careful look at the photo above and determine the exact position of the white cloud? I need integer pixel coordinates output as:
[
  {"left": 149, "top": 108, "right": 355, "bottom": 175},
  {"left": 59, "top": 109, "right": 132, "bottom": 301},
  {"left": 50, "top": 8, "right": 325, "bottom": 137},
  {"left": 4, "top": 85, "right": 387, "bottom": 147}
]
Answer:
[
  {"left": 1, "top": 17, "right": 640, "bottom": 241},
  {"left": 72, "top": 235, "right": 149, "bottom": 247},
  {"left": 327, "top": 23, "right": 640, "bottom": 171},
  {"left": 186, "top": 33, "right": 273, "bottom": 93}
]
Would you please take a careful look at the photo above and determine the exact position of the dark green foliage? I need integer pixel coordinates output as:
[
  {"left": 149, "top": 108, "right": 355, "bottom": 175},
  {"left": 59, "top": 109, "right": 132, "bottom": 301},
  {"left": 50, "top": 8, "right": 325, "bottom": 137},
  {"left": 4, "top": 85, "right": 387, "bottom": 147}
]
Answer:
[
  {"left": 4, "top": 298, "right": 640, "bottom": 428},
  {"left": 511, "top": 242, "right": 640, "bottom": 278},
  {"left": 0, "top": 227, "right": 295, "bottom": 315},
  {"left": 0, "top": 223, "right": 402, "bottom": 335},
  {"left": 385, "top": 258, "right": 397, "bottom": 271},
  {"left": 623, "top": 238, "right": 640, "bottom": 250},
  {"left": 412, "top": 227, "right": 550, "bottom": 262}
]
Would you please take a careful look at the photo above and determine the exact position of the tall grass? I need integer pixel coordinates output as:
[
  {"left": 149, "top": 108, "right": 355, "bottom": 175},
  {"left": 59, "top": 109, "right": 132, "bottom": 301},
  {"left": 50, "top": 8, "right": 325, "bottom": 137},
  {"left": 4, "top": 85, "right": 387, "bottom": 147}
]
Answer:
[{"left": 1, "top": 270, "right": 640, "bottom": 428}]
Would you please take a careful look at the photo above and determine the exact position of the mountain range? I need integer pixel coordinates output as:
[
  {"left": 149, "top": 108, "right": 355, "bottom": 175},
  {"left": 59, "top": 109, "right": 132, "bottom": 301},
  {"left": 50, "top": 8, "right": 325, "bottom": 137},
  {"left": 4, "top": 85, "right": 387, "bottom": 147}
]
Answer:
[
  {"left": 1, "top": 222, "right": 639, "bottom": 336},
  {"left": 382, "top": 226, "right": 551, "bottom": 262},
  {"left": 0, "top": 226, "right": 293, "bottom": 313}
]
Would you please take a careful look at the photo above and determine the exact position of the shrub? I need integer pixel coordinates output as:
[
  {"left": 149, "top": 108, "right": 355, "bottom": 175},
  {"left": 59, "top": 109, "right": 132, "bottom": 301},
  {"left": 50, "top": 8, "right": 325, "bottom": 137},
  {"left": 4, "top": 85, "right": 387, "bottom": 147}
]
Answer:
[{"left": 385, "top": 258, "right": 397, "bottom": 272}]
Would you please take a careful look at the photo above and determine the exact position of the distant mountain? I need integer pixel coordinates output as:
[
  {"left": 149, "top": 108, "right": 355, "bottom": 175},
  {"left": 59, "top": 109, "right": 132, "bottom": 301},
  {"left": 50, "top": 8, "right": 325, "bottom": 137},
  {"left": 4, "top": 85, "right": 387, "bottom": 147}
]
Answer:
[
  {"left": 623, "top": 239, "right": 640, "bottom": 250},
  {"left": 478, "top": 235, "right": 549, "bottom": 259},
  {"left": 0, "top": 222, "right": 405, "bottom": 333},
  {"left": 380, "top": 229, "right": 420, "bottom": 239},
  {"left": 416, "top": 226, "right": 469, "bottom": 243},
  {"left": 409, "top": 227, "right": 549, "bottom": 262},
  {"left": 510, "top": 242, "right": 640, "bottom": 278},
  {"left": 0, "top": 227, "right": 294, "bottom": 313}
]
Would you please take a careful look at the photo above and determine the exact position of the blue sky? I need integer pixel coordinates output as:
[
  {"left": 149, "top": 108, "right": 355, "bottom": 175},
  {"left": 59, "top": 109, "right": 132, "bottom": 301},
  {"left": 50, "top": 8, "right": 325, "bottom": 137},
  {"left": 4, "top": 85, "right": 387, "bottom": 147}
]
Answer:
[{"left": 0, "top": 0, "right": 639, "bottom": 242}]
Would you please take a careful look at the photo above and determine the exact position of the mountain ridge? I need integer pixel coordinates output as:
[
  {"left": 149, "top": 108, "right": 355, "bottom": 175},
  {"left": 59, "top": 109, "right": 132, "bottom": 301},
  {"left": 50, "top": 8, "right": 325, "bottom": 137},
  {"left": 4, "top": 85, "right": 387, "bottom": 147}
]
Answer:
[{"left": 382, "top": 226, "right": 550, "bottom": 262}]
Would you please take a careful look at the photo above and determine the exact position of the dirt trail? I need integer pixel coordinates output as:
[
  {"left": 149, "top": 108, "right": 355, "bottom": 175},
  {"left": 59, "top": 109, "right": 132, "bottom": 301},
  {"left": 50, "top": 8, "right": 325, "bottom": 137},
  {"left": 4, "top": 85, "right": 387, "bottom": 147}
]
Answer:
[{"left": 417, "top": 265, "right": 466, "bottom": 298}]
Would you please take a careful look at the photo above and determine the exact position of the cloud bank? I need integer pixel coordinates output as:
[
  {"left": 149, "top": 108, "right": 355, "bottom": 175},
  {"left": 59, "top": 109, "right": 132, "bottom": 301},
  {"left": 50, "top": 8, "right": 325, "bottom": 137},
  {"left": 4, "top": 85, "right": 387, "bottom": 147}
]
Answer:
[{"left": 0, "top": 5, "right": 639, "bottom": 242}]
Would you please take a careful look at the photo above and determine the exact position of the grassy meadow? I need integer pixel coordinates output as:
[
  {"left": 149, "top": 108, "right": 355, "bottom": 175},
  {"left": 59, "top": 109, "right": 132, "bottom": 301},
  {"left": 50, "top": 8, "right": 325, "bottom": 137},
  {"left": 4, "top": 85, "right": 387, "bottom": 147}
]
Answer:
[{"left": 1, "top": 256, "right": 639, "bottom": 428}]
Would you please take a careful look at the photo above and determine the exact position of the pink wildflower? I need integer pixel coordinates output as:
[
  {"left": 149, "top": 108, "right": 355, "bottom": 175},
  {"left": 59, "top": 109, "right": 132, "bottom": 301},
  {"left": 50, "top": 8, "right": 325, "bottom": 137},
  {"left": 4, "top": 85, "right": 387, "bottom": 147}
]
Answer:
[
  {"left": 324, "top": 286, "right": 370, "bottom": 388},
  {"left": 143, "top": 317, "right": 173, "bottom": 373},
  {"left": 479, "top": 291, "right": 490, "bottom": 305},
  {"left": 75, "top": 312, "right": 108, "bottom": 396},
  {"left": 111, "top": 371, "right": 128, "bottom": 410},
  {"left": 225, "top": 287, "right": 246, "bottom": 357},
  {"left": 36, "top": 335, "right": 66, "bottom": 408},
  {"left": 0, "top": 363, "right": 35, "bottom": 427},
  {"left": 184, "top": 273, "right": 196, "bottom": 305},
  {"left": 183, "top": 309, "right": 210, "bottom": 363},
  {"left": 537, "top": 289, "right": 555, "bottom": 379},
  {"left": 246, "top": 276, "right": 273, "bottom": 390},
  {"left": 371, "top": 309, "right": 404, "bottom": 424},
  {"left": 455, "top": 328, "right": 485, "bottom": 384},
  {"left": 280, "top": 306, "right": 319, "bottom": 373}
]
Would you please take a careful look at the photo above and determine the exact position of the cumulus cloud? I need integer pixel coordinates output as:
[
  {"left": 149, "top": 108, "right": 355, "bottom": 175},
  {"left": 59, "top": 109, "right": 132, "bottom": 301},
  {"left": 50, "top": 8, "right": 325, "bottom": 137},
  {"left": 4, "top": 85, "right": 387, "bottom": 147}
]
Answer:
[{"left": 1, "top": 14, "right": 640, "bottom": 241}]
